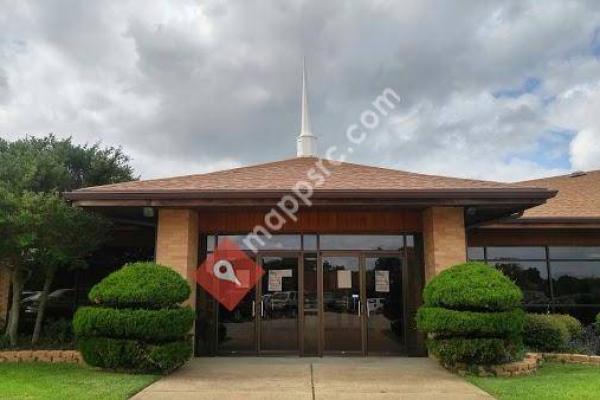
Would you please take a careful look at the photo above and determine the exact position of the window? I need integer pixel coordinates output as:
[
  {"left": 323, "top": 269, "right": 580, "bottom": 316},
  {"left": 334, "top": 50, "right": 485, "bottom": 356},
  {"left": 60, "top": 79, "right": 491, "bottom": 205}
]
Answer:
[
  {"left": 550, "top": 261, "right": 600, "bottom": 305},
  {"left": 469, "top": 245, "right": 600, "bottom": 324},
  {"left": 319, "top": 235, "right": 404, "bottom": 251},
  {"left": 486, "top": 246, "right": 545, "bottom": 260},
  {"left": 467, "top": 247, "right": 484, "bottom": 260},
  {"left": 218, "top": 234, "right": 301, "bottom": 250},
  {"left": 549, "top": 247, "right": 600, "bottom": 260},
  {"left": 493, "top": 261, "right": 550, "bottom": 305}
]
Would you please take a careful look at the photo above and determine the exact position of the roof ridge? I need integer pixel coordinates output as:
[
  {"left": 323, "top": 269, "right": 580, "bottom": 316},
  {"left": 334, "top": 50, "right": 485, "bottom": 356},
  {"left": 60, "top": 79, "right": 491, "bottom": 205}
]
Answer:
[{"left": 517, "top": 169, "right": 600, "bottom": 184}]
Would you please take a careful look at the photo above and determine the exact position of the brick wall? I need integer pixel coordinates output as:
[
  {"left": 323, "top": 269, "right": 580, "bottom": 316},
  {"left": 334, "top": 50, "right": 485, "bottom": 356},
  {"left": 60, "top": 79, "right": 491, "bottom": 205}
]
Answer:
[
  {"left": 155, "top": 209, "right": 199, "bottom": 308},
  {"left": 422, "top": 207, "right": 467, "bottom": 281}
]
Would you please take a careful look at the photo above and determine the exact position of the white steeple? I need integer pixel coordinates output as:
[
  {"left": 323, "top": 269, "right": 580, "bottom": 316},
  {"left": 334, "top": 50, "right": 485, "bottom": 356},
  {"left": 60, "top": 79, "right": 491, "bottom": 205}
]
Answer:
[{"left": 297, "top": 59, "right": 317, "bottom": 157}]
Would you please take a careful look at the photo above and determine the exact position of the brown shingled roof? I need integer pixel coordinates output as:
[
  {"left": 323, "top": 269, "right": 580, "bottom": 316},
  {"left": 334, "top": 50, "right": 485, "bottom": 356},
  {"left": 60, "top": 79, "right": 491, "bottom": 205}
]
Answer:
[
  {"left": 518, "top": 170, "right": 600, "bottom": 219},
  {"left": 71, "top": 157, "right": 538, "bottom": 193}
]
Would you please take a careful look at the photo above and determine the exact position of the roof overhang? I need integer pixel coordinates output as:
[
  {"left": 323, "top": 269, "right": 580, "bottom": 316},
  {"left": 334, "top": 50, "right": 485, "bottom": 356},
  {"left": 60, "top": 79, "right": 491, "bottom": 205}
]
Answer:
[
  {"left": 64, "top": 187, "right": 556, "bottom": 206},
  {"left": 64, "top": 188, "right": 557, "bottom": 228},
  {"left": 478, "top": 217, "right": 600, "bottom": 230}
]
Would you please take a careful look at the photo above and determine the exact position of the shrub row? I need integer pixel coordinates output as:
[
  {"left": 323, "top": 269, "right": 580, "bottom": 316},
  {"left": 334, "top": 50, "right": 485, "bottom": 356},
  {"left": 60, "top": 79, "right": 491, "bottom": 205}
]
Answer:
[
  {"left": 427, "top": 337, "right": 523, "bottom": 366},
  {"left": 523, "top": 313, "right": 583, "bottom": 352},
  {"left": 416, "top": 307, "right": 524, "bottom": 338},
  {"left": 423, "top": 262, "right": 523, "bottom": 311},
  {"left": 79, "top": 336, "right": 192, "bottom": 373},
  {"left": 88, "top": 262, "right": 191, "bottom": 309},
  {"left": 73, "top": 306, "right": 195, "bottom": 341}
]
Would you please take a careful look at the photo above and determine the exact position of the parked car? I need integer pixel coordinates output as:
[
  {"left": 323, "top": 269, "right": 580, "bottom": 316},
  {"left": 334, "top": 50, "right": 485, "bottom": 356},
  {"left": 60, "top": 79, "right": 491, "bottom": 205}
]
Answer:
[
  {"left": 22, "top": 289, "right": 78, "bottom": 319},
  {"left": 270, "top": 291, "right": 297, "bottom": 311},
  {"left": 367, "top": 298, "right": 385, "bottom": 315}
]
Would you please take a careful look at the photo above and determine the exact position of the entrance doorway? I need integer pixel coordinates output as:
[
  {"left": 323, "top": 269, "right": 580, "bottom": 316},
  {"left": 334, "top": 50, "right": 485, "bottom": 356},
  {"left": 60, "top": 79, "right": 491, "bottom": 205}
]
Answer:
[
  {"left": 320, "top": 253, "right": 406, "bottom": 355},
  {"left": 258, "top": 255, "right": 300, "bottom": 354},
  {"left": 198, "top": 234, "right": 417, "bottom": 357}
]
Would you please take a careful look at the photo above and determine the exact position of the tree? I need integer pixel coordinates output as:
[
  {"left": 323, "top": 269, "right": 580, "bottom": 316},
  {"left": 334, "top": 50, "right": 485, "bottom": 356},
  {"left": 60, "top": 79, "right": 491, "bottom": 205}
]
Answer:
[
  {"left": 0, "top": 191, "right": 49, "bottom": 345},
  {"left": 30, "top": 197, "right": 110, "bottom": 345},
  {"left": 0, "top": 134, "right": 136, "bottom": 194},
  {"left": 0, "top": 134, "right": 136, "bottom": 346}
]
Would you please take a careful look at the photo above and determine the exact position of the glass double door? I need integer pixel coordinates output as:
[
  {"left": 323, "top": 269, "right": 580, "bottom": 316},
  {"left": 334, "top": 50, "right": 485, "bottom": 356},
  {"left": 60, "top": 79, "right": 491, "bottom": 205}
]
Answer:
[
  {"left": 321, "top": 253, "right": 406, "bottom": 355},
  {"left": 216, "top": 252, "right": 405, "bottom": 356}
]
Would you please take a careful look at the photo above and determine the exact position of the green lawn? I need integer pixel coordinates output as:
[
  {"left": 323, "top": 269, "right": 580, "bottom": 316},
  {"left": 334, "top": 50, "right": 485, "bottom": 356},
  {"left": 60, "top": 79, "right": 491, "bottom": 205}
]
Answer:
[
  {"left": 468, "top": 362, "right": 600, "bottom": 400},
  {"left": 0, "top": 363, "right": 159, "bottom": 400}
]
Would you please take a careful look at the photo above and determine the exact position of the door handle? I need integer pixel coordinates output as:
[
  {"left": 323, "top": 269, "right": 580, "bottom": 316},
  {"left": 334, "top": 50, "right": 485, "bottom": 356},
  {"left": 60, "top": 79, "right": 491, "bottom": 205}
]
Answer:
[
  {"left": 252, "top": 300, "right": 256, "bottom": 317},
  {"left": 261, "top": 301, "right": 265, "bottom": 317},
  {"left": 357, "top": 300, "right": 361, "bottom": 317}
]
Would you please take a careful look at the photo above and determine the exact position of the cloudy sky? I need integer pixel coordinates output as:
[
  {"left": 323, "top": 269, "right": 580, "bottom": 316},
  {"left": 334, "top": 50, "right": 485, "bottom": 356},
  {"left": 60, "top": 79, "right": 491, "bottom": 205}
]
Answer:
[{"left": 1, "top": 0, "right": 600, "bottom": 182}]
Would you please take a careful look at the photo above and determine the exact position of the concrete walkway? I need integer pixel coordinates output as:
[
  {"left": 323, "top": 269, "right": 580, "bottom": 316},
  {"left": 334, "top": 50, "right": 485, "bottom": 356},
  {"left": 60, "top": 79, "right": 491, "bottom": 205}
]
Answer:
[{"left": 132, "top": 357, "right": 493, "bottom": 400}]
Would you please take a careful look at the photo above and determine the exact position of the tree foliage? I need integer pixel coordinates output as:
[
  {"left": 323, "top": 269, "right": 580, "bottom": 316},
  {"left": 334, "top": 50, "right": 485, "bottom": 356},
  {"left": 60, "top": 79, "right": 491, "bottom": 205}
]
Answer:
[
  {"left": 0, "top": 134, "right": 136, "bottom": 194},
  {"left": 0, "top": 134, "right": 136, "bottom": 346}
]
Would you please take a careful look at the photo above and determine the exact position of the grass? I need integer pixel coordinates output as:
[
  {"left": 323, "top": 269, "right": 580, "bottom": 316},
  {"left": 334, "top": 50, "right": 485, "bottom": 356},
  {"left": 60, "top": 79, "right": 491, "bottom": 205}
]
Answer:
[
  {"left": 467, "top": 362, "right": 600, "bottom": 400},
  {"left": 0, "top": 363, "right": 159, "bottom": 400}
]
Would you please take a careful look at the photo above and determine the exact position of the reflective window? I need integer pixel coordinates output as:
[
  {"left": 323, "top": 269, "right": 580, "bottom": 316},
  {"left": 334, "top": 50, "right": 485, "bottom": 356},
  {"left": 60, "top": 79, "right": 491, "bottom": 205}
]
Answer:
[
  {"left": 207, "top": 235, "right": 216, "bottom": 252},
  {"left": 467, "top": 247, "right": 485, "bottom": 260},
  {"left": 550, "top": 261, "right": 600, "bottom": 305},
  {"left": 493, "top": 261, "right": 550, "bottom": 305},
  {"left": 319, "top": 235, "right": 404, "bottom": 251},
  {"left": 553, "top": 305, "right": 600, "bottom": 325},
  {"left": 303, "top": 254, "right": 319, "bottom": 355},
  {"left": 218, "top": 234, "right": 301, "bottom": 250},
  {"left": 487, "top": 247, "right": 546, "bottom": 260},
  {"left": 549, "top": 247, "right": 600, "bottom": 260},
  {"left": 303, "top": 235, "right": 318, "bottom": 251}
]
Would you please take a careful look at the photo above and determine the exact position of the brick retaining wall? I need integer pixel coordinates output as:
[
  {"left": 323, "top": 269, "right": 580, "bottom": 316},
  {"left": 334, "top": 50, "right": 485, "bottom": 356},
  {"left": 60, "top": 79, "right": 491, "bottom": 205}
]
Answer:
[
  {"left": 542, "top": 353, "right": 600, "bottom": 366},
  {"left": 0, "top": 350, "right": 82, "bottom": 363}
]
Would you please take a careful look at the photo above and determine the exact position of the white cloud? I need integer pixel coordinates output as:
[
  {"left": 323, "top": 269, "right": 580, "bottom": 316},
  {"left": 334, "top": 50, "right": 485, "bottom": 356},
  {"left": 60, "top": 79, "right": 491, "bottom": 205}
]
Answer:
[{"left": 1, "top": 0, "right": 600, "bottom": 182}]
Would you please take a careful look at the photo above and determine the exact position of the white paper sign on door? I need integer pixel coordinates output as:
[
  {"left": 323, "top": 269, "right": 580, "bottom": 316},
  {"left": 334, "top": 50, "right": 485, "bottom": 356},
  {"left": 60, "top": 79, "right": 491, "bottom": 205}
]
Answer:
[
  {"left": 268, "top": 270, "right": 283, "bottom": 291},
  {"left": 375, "top": 270, "right": 390, "bottom": 293},
  {"left": 337, "top": 270, "right": 352, "bottom": 289}
]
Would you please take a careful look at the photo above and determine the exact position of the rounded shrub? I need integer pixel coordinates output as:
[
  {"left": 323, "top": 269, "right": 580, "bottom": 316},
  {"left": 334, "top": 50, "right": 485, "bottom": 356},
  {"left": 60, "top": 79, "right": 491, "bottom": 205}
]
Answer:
[
  {"left": 88, "top": 262, "right": 190, "bottom": 309},
  {"left": 416, "top": 307, "right": 524, "bottom": 338},
  {"left": 426, "top": 337, "right": 523, "bottom": 365},
  {"left": 551, "top": 314, "right": 582, "bottom": 339},
  {"left": 417, "top": 262, "right": 524, "bottom": 367},
  {"left": 73, "top": 307, "right": 195, "bottom": 341},
  {"left": 423, "top": 262, "right": 523, "bottom": 311},
  {"left": 78, "top": 337, "right": 192, "bottom": 372},
  {"left": 76, "top": 262, "right": 194, "bottom": 373},
  {"left": 524, "top": 314, "right": 570, "bottom": 352}
]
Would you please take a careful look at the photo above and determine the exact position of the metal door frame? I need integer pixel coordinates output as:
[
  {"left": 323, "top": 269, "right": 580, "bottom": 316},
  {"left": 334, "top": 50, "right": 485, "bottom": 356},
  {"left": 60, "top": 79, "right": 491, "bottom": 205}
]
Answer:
[
  {"left": 256, "top": 251, "right": 303, "bottom": 356},
  {"left": 319, "top": 251, "right": 366, "bottom": 356},
  {"left": 362, "top": 252, "right": 408, "bottom": 356}
]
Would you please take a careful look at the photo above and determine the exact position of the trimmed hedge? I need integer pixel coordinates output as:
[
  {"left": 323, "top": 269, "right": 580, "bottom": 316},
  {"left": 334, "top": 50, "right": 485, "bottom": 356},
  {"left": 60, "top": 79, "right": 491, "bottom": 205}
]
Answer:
[
  {"left": 524, "top": 313, "right": 570, "bottom": 352},
  {"left": 552, "top": 314, "right": 582, "bottom": 339},
  {"left": 423, "top": 262, "right": 523, "bottom": 311},
  {"left": 88, "top": 262, "right": 190, "bottom": 308},
  {"left": 417, "top": 262, "right": 524, "bottom": 366},
  {"left": 79, "top": 336, "right": 192, "bottom": 373},
  {"left": 73, "top": 306, "right": 195, "bottom": 341},
  {"left": 76, "top": 262, "right": 194, "bottom": 373},
  {"left": 416, "top": 307, "right": 524, "bottom": 338},
  {"left": 427, "top": 337, "right": 523, "bottom": 366}
]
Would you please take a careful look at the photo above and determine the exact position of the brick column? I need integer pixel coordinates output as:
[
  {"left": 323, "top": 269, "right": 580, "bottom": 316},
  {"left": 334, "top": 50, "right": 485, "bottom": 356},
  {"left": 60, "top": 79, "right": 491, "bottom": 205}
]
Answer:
[
  {"left": 422, "top": 207, "right": 467, "bottom": 281},
  {"left": 0, "top": 265, "right": 10, "bottom": 323},
  {"left": 155, "top": 209, "right": 199, "bottom": 308}
]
